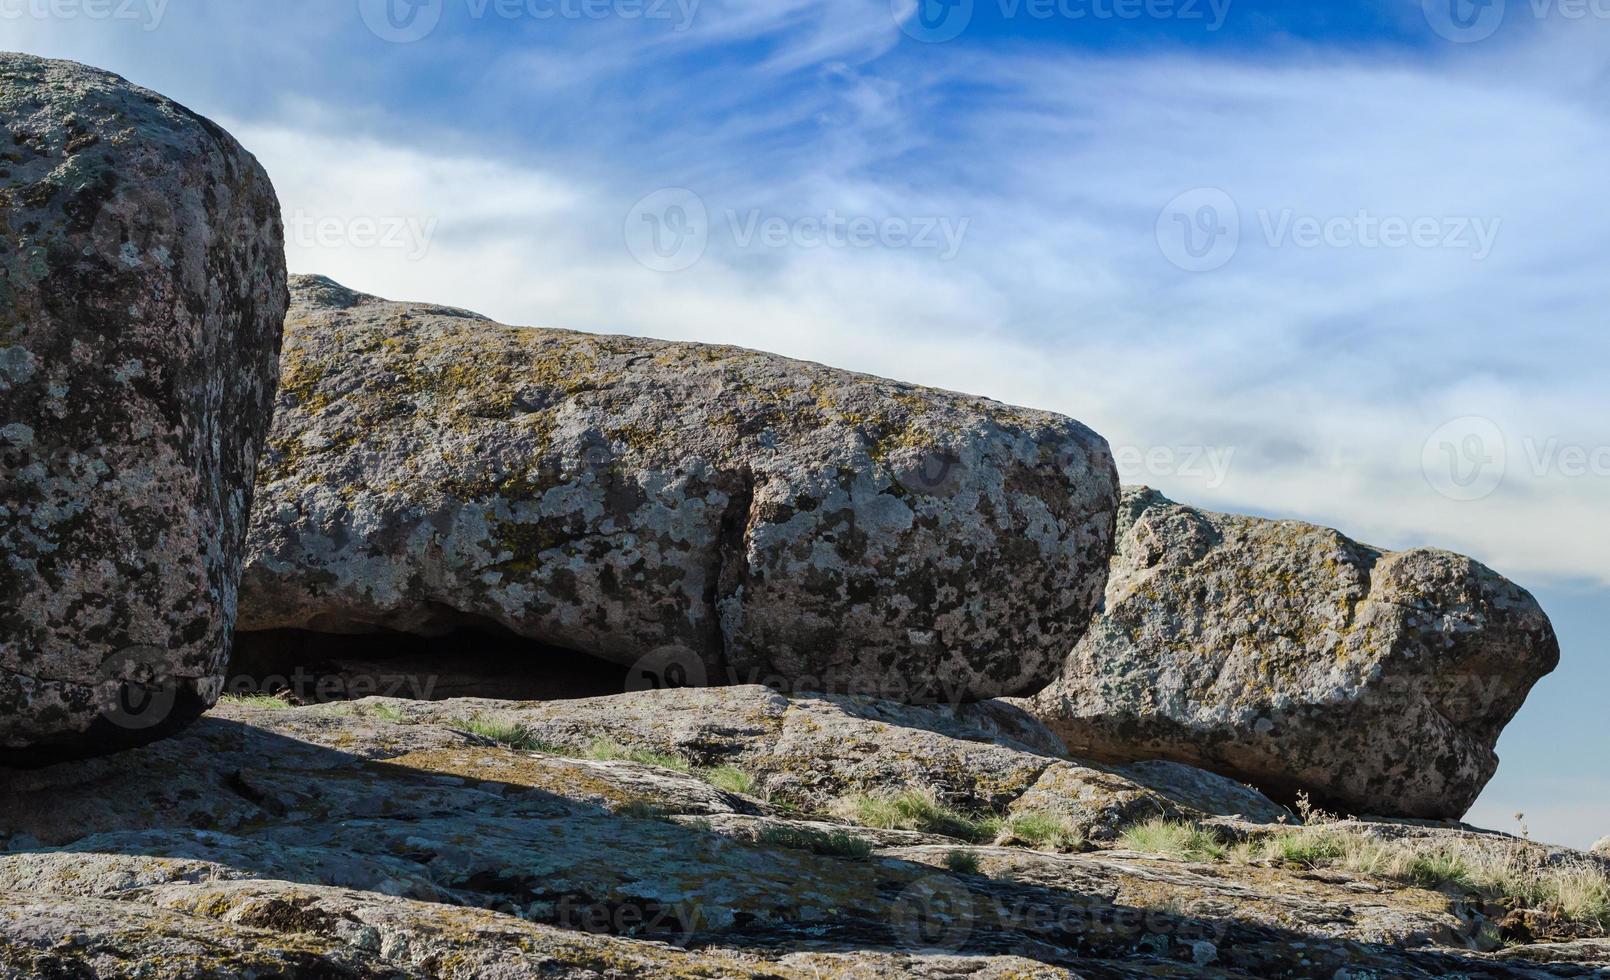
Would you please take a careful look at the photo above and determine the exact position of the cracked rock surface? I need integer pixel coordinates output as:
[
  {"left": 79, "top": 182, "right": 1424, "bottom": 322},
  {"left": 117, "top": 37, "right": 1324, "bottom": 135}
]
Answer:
[
  {"left": 2, "top": 689, "right": 1603, "bottom": 977},
  {"left": 237, "top": 275, "right": 1118, "bottom": 702},
  {"left": 0, "top": 54, "right": 287, "bottom": 763},
  {"left": 1028, "top": 487, "right": 1560, "bottom": 819}
]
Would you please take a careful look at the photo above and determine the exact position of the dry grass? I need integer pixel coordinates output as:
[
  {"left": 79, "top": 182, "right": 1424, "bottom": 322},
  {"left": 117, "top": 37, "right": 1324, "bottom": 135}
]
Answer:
[{"left": 834, "top": 786, "right": 1000, "bottom": 843}]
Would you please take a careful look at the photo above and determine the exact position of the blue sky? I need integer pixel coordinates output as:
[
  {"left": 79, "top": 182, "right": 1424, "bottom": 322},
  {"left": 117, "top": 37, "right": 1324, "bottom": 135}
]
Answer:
[{"left": 4, "top": 0, "right": 1605, "bottom": 846}]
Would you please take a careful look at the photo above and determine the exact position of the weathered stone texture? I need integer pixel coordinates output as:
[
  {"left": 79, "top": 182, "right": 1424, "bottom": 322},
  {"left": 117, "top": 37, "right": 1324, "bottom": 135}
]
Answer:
[
  {"left": 0, "top": 54, "right": 287, "bottom": 762},
  {"left": 1029, "top": 487, "right": 1560, "bottom": 819},
  {"left": 239, "top": 276, "right": 1118, "bottom": 701}
]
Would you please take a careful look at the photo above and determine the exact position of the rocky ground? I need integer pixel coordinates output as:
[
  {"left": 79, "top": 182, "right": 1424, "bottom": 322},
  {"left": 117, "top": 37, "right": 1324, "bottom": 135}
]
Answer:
[{"left": 2, "top": 686, "right": 1605, "bottom": 978}]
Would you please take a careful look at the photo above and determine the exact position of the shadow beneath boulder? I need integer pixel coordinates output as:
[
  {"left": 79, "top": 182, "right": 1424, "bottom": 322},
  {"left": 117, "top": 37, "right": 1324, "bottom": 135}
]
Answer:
[{"left": 229, "top": 625, "right": 630, "bottom": 703}]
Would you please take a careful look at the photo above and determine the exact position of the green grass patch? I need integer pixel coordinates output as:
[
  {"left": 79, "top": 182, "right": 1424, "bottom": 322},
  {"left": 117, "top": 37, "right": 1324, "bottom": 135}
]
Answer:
[
  {"left": 1119, "top": 818, "right": 1227, "bottom": 862},
  {"left": 362, "top": 702, "right": 408, "bottom": 723},
  {"left": 584, "top": 739, "right": 692, "bottom": 772},
  {"left": 701, "top": 765, "right": 760, "bottom": 797},
  {"left": 445, "top": 715, "right": 557, "bottom": 751},
  {"left": 755, "top": 825, "right": 874, "bottom": 860},
  {"left": 995, "top": 811, "right": 1085, "bottom": 853},
  {"left": 218, "top": 694, "right": 291, "bottom": 710},
  {"left": 834, "top": 787, "right": 999, "bottom": 843},
  {"left": 944, "top": 849, "right": 982, "bottom": 874}
]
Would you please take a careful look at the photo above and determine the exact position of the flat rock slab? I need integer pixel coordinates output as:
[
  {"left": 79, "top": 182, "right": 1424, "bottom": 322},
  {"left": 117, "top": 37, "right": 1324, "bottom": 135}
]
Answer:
[
  {"left": 238, "top": 275, "right": 1118, "bottom": 702},
  {"left": 0, "top": 690, "right": 1600, "bottom": 977},
  {"left": 0, "top": 54, "right": 287, "bottom": 763}
]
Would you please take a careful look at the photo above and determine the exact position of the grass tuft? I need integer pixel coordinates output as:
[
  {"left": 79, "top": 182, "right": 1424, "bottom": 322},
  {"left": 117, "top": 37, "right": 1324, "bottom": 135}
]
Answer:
[
  {"left": 584, "top": 738, "right": 692, "bottom": 772},
  {"left": 445, "top": 715, "right": 556, "bottom": 751},
  {"left": 362, "top": 702, "right": 408, "bottom": 723},
  {"left": 755, "top": 825, "right": 874, "bottom": 860},
  {"left": 944, "top": 849, "right": 982, "bottom": 874},
  {"left": 1119, "top": 818, "right": 1227, "bottom": 862},
  {"left": 218, "top": 693, "right": 292, "bottom": 710},
  {"left": 701, "top": 765, "right": 761, "bottom": 797},
  {"left": 834, "top": 786, "right": 999, "bottom": 843},
  {"left": 995, "top": 811, "right": 1085, "bottom": 853}
]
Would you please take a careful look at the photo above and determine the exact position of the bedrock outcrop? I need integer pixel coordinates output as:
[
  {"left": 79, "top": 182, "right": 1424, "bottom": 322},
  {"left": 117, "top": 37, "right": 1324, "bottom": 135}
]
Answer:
[
  {"left": 0, "top": 54, "right": 287, "bottom": 764},
  {"left": 1028, "top": 487, "right": 1559, "bottom": 819},
  {"left": 237, "top": 276, "right": 1118, "bottom": 701},
  {"left": 3, "top": 688, "right": 1602, "bottom": 977}
]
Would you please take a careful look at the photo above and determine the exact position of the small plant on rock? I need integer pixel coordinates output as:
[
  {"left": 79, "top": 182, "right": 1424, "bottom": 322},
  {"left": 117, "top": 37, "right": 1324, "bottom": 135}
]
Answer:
[
  {"left": 702, "top": 765, "right": 761, "bottom": 797},
  {"left": 446, "top": 715, "right": 556, "bottom": 752},
  {"left": 1119, "top": 818, "right": 1227, "bottom": 862},
  {"left": 755, "top": 825, "right": 874, "bottom": 860},
  {"left": 585, "top": 739, "right": 692, "bottom": 773},
  {"left": 995, "top": 811, "right": 1085, "bottom": 853},
  {"left": 835, "top": 786, "right": 999, "bottom": 843}
]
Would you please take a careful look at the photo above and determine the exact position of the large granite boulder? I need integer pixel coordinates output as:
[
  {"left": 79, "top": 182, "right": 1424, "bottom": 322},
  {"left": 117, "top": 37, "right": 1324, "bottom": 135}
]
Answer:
[
  {"left": 1029, "top": 487, "right": 1559, "bottom": 819},
  {"left": 237, "top": 276, "right": 1118, "bottom": 702},
  {"left": 0, "top": 54, "right": 287, "bottom": 764}
]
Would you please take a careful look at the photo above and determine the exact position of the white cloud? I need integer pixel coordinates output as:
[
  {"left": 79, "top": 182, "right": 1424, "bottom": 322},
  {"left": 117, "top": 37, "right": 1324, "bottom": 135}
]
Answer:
[{"left": 231, "top": 23, "right": 1610, "bottom": 590}]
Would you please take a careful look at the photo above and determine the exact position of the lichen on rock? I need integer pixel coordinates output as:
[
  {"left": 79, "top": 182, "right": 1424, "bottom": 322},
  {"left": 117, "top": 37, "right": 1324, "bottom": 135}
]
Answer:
[
  {"left": 238, "top": 276, "right": 1119, "bottom": 702},
  {"left": 0, "top": 53, "right": 287, "bottom": 764},
  {"left": 1028, "top": 486, "right": 1560, "bottom": 819}
]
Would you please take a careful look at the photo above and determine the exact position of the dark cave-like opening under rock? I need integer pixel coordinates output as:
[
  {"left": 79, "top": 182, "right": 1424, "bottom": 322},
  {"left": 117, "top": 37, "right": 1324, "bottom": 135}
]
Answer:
[{"left": 227, "top": 623, "right": 631, "bottom": 704}]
